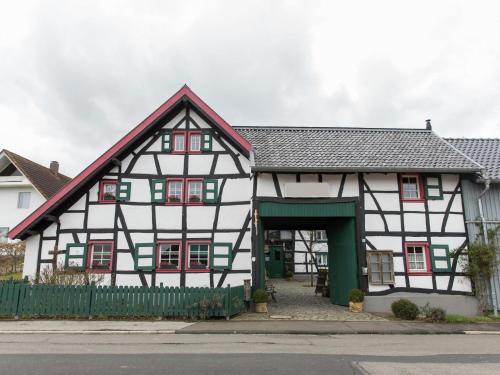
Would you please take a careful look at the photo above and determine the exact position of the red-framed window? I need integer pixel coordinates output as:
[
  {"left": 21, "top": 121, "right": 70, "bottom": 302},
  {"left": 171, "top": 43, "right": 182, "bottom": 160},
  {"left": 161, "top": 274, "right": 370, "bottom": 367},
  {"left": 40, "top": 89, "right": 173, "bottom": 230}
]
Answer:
[
  {"left": 172, "top": 131, "right": 186, "bottom": 154},
  {"left": 404, "top": 242, "right": 432, "bottom": 275},
  {"left": 188, "top": 131, "right": 202, "bottom": 154},
  {"left": 156, "top": 241, "right": 182, "bottom": 272},
  {"left": 399, "top": 174, "right": 424, "bottom": 202},
  {"left": 166, "top": 178, "right": 184, "bottom": 205},
  {"left": 185, "top": 241, "right": 210, "bottom": 272},
  {"left": 185, "top": 178, "right": 203, "bottom": 205},
  {"left": 99, "top": 180, "right": 118, "bottom": 203},
  {"left": 87, "top": 241, "right": 114, "bottom": 272}
]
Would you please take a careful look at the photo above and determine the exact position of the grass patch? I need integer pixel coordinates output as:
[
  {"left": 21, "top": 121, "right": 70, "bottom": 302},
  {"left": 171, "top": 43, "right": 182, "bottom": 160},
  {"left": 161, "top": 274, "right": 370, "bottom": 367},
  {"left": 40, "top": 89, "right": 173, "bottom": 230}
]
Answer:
[
  {"left": 0, "top": 272, "right": 22, "bottom": 281},
  {"left": 445, "top": 314, "right": 500, "bottom": 323}
]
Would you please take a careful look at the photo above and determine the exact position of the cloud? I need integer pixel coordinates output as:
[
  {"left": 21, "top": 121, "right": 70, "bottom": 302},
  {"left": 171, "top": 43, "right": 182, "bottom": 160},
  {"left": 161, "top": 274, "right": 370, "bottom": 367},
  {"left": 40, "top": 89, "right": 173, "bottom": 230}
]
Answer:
[{"left": 1, "top": 0, "right": 500, "bottom": 175}]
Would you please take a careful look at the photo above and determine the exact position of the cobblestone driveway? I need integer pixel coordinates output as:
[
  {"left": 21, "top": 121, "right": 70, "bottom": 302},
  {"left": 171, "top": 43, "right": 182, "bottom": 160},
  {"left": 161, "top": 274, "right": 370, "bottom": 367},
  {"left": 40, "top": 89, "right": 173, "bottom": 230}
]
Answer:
[{"left": 234, "top": 278, "right": 386, "bottom": 321}]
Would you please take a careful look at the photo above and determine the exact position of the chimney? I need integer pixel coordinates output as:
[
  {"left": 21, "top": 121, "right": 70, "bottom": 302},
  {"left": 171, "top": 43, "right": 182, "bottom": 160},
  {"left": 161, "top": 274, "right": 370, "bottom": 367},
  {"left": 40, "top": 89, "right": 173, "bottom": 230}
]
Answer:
[
  {"left": 426, "top": 119, "right": 432, "bottom": 130},
  {"left": 49, "top": 161, "right": 59, "bottom": 175}
]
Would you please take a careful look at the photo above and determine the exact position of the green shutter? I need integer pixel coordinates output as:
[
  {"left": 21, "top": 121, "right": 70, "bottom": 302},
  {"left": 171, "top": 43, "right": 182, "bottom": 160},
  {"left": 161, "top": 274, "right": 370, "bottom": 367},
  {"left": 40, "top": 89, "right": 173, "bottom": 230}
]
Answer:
[
  {"left": 161, "top": 131, "right": 172, "bottom": 152},
  {"left": 203, "top": 179, "right": 218, "bottom": 203},
  {"left": 425, "top": 175, "right": 443, "bottom": 200},
  {"left": 134, "top": 243, "right": 156, "bottom": 271},
  {"left": 151, "top": 179, "right": 166, "bottom": 203},
  {"left": 65, "top": 243, "right": 88, "bottom": 270},
  {"left": 117, "top": 181, "right": 131, "bottom": 201},
  {"left": 201, "top": 130, "right": 212, "bottom": 151},
  {"left": 430, "top": 244, "right": 451, "bottom": 272},
  {"left": 210, "top": 242, "right": 232, "bottom": 270}
]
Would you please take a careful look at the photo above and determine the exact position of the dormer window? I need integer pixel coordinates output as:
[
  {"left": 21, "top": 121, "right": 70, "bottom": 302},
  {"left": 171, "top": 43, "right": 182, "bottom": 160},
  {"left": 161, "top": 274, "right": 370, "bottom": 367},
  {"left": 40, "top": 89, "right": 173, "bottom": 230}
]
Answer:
[{"left": 400, "top": 174, "right": 423, "bottom": 201}]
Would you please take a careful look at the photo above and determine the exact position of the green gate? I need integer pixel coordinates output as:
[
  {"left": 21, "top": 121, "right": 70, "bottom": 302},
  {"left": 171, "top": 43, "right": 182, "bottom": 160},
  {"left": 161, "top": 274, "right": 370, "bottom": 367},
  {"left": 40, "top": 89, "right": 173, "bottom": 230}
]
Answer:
[{"left": 257, "top": 200, "right": 359, "bottom": 306}]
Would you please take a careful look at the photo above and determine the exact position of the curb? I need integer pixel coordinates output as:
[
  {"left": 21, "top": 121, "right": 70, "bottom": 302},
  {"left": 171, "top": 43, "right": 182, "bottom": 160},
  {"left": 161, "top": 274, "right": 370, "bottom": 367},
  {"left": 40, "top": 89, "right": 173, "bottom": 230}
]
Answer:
[{"left": 174, "top": 329, "right": 468, "bottom": 335}]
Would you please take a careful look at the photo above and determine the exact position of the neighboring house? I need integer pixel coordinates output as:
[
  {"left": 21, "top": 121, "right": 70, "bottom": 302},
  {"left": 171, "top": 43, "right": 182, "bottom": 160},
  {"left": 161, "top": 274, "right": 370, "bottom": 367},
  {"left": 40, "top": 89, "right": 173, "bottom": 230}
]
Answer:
[
  {"left": 9, "top": 86, "right": 485, "bottom": 314},
  {"left": 445, "top": 138, "right": 500, "bottom": 314},
  {"left": 0, "top": 150, "right": 70, "bottom": 243}
]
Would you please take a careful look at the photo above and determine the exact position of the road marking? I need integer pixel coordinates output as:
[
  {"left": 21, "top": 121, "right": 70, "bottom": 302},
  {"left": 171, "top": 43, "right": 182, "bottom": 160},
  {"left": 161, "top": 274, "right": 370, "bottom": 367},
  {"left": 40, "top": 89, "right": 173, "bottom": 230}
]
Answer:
[{"left": 464, "top": 331, "right": 500, "bottom": 335}]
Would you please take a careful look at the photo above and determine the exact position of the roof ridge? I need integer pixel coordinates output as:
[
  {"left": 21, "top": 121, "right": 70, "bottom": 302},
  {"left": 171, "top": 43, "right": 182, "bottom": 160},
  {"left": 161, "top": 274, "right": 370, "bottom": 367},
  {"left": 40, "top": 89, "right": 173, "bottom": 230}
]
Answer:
[
  {"left": 445, "top": 137, "right": 500, "bottom": 141},
  {"left": 234, "top": 126, "right": 431, "bottom": 132}
]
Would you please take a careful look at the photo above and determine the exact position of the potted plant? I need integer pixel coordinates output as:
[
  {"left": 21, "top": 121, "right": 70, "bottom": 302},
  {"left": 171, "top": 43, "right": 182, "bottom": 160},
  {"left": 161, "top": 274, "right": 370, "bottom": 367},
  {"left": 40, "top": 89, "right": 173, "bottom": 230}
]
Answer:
[
  {"left": 253, "top": 289, "right": 268, "bottom": 313},
  {"left": 285, "top": 270, "right": 294, "bottom": 281},
  {"left": 348, "top": 288, "right": 364, "bottom": 312}
]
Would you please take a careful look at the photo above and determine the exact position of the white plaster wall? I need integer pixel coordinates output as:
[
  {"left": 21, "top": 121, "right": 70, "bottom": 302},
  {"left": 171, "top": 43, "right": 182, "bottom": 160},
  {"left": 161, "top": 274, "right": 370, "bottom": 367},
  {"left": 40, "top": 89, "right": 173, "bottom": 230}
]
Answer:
[
  {"left": 189, "top": 111, "right": 211, "bottom": 129},
  {"left": 187, "top": 206, "right": 216, "bottom": 230},
  {"left": 277, "top": 174, "right": 296, "bottom": 196},
  {"left": 156, "top": 206, "right": 182, "bottom": 230},
  {"left": 403, "top": 213, "right": 427, "bottom": 232},
  {"left": 59, "top": 212, "right": 85, "bottom": 230},
  {"left": 155, "top": 273, "right": 181, "bottom": 287},
  {"left": 365, "top": 214, "right": 386, "bottom": 232},
  {"left": 188, "top": 155, "right": 214, "bottom": 175},
  {"left": 131, "top": 155, "right": 158, "bottom": 175},
  {"left": 452, "top": 276, "right": 472, "bottom": 292},
  {"left": 409, "top": 276, "right": 433, "bottom": 289},
  {"left": 0, "top": 186, "right": 45, "bottom": 235},
  {"left": 402, "top": 202, "right": 425, "bottom": 212},
  {"left": 222, "top": 178, "right": 252, "bottom": 202},
  {"left": 116, "top": 252, "right": 134, "bottom": 271},
  {"left": 365, "top": 236, "right": 402, "bottom": 252},
  {"left": 445, "top": 214, "right": 466, "bottom": 233},
  {"left": 435, "top": 276, "right": 450, "bottom": 290},
  {"left": 214, "top": 154, "right": 240, "bottom": 175},
  {"left": 87, "top": 204, "right": 116, "bottom": 229},
  {"left": 342, "top": 174, "right": 359, "bottom": 197},
  {"left": 162, "top": 109, "right": 186, "bottom": 130},
  {"left": 363, "top": 173, "right": 398, "bottom": 191},
  {"left": 121, "top": 205, "right": 152, "bottom": 230},
  {"left": 158, "top": 154, "right": 185, "bottom": 175},
  {"left": 22, "top": 234, "right": 39, "bottom": 279},
  {"left": 68, "top": 196, "right": 87, "bottom": 211},
  {"left": 216, "top": 206, "right": 249, "bottom": 230},
  {"left": 441, "top": 174, "right": 460, "bottom": 191},
  {"left": 322, "top": 174, "right": 343, "bottom": 197},
  {"left": 256, "top": 174, "right": 277, "bottom": 197},
  {"left": 123, "top": 178, "right": 151, "bottom": 203}
]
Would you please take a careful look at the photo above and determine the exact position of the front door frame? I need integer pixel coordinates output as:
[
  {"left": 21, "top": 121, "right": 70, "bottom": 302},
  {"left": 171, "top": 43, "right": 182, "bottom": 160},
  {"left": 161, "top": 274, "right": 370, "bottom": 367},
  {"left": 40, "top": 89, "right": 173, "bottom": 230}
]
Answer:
[{"left": 252, "top": 197, "right": 367, "bottom": 302}]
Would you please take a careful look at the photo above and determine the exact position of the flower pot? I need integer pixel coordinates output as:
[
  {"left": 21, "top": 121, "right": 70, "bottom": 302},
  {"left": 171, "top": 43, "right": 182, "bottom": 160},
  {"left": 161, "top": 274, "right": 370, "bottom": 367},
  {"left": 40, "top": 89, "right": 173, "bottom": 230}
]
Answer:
[
  {"left": 255, "top": 302, "right": 268, "bottom": 313},
  {"left": 349, "top": 301, "right": 363, "bottom": 313}
]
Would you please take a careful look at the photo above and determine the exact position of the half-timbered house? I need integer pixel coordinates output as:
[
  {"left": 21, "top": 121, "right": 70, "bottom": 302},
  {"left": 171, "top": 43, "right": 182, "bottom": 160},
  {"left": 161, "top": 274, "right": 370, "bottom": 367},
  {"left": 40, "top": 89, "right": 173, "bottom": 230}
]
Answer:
[{"left": 10, "top": 86, "right": 485, "bottom": 313}]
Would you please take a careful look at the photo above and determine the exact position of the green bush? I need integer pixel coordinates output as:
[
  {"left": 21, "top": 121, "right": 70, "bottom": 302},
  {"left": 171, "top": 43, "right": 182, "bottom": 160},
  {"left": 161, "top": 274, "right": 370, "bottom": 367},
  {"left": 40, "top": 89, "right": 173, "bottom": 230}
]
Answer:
[
  {"left": 391, "top": 298, "right": 419, "bottom": 320},
  {"left": 348, "top": 288, "right": 364, "bottom": 303},
  {"left": 285, "top": 270, "right": 294, "bottom": 279},
  {"left": 253, "top": 289, "right": 268, "bottom": 303},
  {"left": 420, "top": 303, "right": 446, "bottom": 322}
]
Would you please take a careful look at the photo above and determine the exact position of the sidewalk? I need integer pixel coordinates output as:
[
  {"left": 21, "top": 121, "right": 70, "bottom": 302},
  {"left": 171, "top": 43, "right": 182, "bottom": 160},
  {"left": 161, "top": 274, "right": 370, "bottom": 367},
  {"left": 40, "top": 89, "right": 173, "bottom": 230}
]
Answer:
[{"left": 0, "top": 320, "right": 499, "bottom": 335}]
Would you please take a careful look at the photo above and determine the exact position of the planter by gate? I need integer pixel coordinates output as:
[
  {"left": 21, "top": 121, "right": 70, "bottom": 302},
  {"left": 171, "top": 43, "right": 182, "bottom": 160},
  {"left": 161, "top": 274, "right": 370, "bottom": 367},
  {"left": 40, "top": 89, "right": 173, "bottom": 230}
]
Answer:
[{"left": 0, "top": 281, "right": 244, "bottom": 319}]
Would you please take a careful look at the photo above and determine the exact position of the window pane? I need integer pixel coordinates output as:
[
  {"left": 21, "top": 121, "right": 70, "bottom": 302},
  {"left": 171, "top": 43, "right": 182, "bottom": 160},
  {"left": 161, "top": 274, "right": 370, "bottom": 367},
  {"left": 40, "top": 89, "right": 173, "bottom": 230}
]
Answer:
[
  {"left": 407, "top": 246, "right": 426, "bottom": 271},
  {"left": 174, "top": 134, "right": 185, "bottom": 151},
  {"left": 159, "top": 243, "right": 180, "bottom": 269},
  {"left": 91, "top": 243, "right": 112, "bottom": 269},
  {"left": 189, "top": 243, "right": 209, "bottom": 269},
  {"left": 190, "top": 134, "right": 201, "bottom": 151},
  {"left": 17, "top": 192, "right": 31, "bottom": 208},
  {"left": 402, "top": 176, "right": 420, "bottom": 199},
  {"left": 187, "top": 181, "right": 202, "bottom": 202},
  {"left": 168, "top": 181, "right": 183, "bottom": 202},
  {"left": 102, "top": 183, "right": 116, "bottom": 201}
]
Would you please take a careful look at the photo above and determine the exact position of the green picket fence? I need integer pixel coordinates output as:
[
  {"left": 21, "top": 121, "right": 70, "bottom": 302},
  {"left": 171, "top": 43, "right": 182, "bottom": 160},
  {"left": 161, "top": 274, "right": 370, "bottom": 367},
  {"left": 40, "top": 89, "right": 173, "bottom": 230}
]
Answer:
[{"left": 0, "top": 281, "right": 245, "bottom": 319}]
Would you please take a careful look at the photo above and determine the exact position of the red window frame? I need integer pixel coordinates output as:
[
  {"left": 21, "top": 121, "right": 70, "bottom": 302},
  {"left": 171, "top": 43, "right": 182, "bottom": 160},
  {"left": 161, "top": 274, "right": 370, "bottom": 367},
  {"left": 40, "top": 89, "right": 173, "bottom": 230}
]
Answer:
[
  {"left": 98, "top": 180, "right": 118, "bottom": 203},
  {"left": 404, "top": 242, "right": 432, "bottom": 275},
  {"left": 172, "top": 131, "right": 186, "bottom": 154},
  {"left": 185, "top": 178, "right": 204, "bottom": 206},
  {"left": 188, "top": 131, "right": 202, "bottom": 154},
  {"left": 86, "top": 240, "right": 114, "bottom": 273},
  {"left": 185, "top": 240, "right": 211, "bottom": 273},
  {"left": 166, "top": 178, "right": 184, "bottom": 205},
  {"left": 399, "top": 174, "right": 425, "bottom": 202},
  {"left": 156, "top": 240, "right": 182, "bottom": 273}
]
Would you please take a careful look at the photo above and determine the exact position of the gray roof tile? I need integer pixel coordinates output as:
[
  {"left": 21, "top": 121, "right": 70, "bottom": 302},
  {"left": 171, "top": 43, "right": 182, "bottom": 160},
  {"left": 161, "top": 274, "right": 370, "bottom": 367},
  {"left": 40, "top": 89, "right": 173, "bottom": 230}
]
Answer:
[
  {"left": 234, "top": 127, "right": 482, "bottom": 173},
  {"left": 445, "top": 138, "right": 500, "bottom": 181}
]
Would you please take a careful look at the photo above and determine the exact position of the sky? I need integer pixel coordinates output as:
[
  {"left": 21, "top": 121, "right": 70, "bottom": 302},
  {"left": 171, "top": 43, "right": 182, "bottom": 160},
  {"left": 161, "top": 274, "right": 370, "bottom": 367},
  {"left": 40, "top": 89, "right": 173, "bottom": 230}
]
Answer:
[{"left": 1, "top": 0, "right": 500, "bottom": 176}]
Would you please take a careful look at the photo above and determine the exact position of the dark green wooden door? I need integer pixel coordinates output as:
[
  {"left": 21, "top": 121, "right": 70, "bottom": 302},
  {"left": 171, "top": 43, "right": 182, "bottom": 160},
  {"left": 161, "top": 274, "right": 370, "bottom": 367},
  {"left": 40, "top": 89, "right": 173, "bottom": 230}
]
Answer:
[
  {"left": 267, "top": 245, "right": 284, "bottom": 278},
  {"left": 327, "top": 219, "right": 358, "bottom": 305}
]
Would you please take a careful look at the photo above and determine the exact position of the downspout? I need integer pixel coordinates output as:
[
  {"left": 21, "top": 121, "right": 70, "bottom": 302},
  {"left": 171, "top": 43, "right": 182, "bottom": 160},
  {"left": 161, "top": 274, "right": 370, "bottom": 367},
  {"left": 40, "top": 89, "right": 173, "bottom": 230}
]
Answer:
[{"left": 478, "top": 179, "right": 498, "bottom": 315}]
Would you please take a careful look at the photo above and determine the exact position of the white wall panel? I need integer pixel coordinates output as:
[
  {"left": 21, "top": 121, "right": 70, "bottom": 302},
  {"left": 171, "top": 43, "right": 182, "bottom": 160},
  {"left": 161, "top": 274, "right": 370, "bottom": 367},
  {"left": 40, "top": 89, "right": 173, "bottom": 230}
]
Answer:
[
  {"left": 187, "top": 206, "right": 216, "bottom": 230},
  {"left": 363, "top": 173, "right": 398, "bottom": 191},
  {"left": 157, "top": 154, "right": 184, "bottom": 175},
  {"left": 59, "top": 212, "right": 85, "bottom": 230},
  {"left": 445, "top": 214, "right": 466, "bottom": 233},
  {"left": 22, "top": 234, "right": 39, "bottom": 279},
  {"left": 365, "top": 214, "right": 386, "bottom": 232},
  {"left": 116, "top": 252, "right": 134, "bottom": 271},
  {"left": 342, "top": 174, "right": 359, "bottom": 197},
  {"left": 257, "top": 174, "right": 277, "bottom": 197},
  {"left": 322, "top": 174, "right": 343, "bottom": 197},
  {"left": 222, "top": 178, "right": 252, "bottom": 202},
  {"left": 155, "top": 273, "right": 181, "bottom": 287},
  {"left": 131, "top": 155, "right": 158, "bottom": 175},
  {"left": 409, "top": 276, "right": 433, "bottom": 289},
  {"left": 156, "top": 206, "right": 182, "bottom": 230},
  {"left": 121, "top": 205, "right": 152, "bottom": 230},
  {"left": 87, "top": 205, "right": 115, "bottom": 229},
  {"left": 365, "top": 236, "right": 402, "bottom": 252},
  {"left": 214, "top": 155, "right": 239, "bottom": 175},
  {"left": 403, "top": 213, "right": 426, "bottom": 232},
  {"left": 188, "top": 155, "right": 214, "bottom": 175}
]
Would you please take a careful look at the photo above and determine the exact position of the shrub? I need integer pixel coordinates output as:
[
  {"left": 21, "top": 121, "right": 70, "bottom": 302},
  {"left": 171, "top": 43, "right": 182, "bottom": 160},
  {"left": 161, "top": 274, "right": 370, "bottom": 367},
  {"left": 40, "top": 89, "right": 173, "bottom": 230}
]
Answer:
[
  {"left": 253, "top": 289, "right": 268, "bottom": 303},
  {"left": 285, "top": 270, "right": 294, "bottom": 279},
  {"left": 348, "top": 288, "right": 364, "bottom": 303},
  {"left": 420, "top": 303, "right": 446, "bottom": 322},
  {"left": 391, "top": 298, "right": 419, "bottom": 320}
]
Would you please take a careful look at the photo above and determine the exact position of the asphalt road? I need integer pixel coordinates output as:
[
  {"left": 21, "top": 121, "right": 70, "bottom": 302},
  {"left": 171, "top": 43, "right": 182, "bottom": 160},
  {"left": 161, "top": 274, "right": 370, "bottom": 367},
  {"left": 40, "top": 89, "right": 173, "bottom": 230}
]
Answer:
[{"left": 0, "top": 333, "right": 499, "bottom": 374}]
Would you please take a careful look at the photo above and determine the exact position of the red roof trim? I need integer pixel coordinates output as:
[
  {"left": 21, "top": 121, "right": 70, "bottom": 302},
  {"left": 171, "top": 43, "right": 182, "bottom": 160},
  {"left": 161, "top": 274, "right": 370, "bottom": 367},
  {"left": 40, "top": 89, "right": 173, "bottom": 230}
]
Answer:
[{"left": 9, "top": 85, "right": 251, "bottom": 239}]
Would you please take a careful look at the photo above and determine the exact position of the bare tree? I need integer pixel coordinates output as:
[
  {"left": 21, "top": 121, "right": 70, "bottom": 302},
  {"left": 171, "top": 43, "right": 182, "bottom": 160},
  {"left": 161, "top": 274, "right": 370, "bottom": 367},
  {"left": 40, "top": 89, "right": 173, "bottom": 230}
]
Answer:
[
  {"left": 37, "top": 261, "right": 104, "bottom": 285},
  {"left": 0, "top": 241, "right": 25, "bottom": 275}
]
